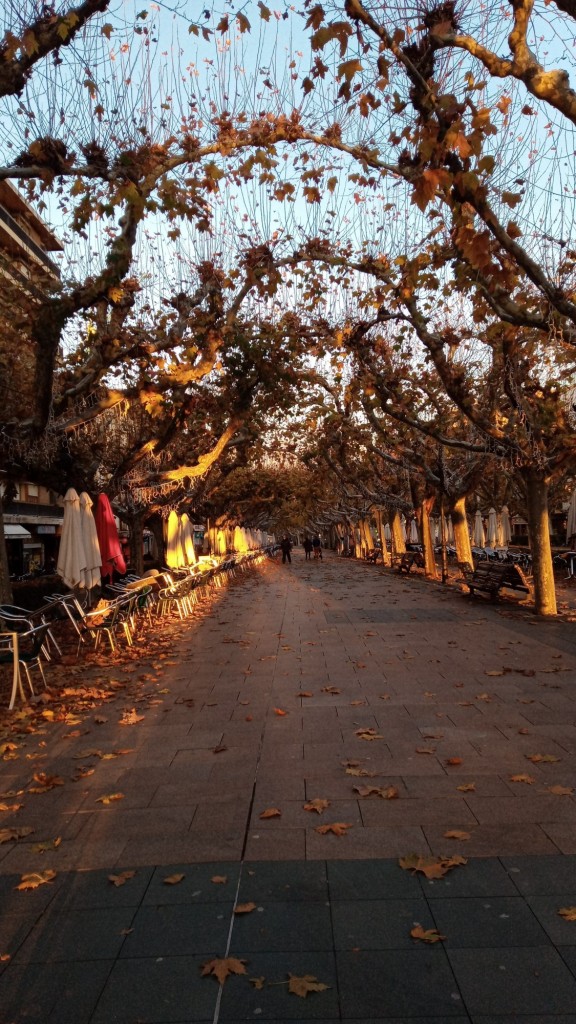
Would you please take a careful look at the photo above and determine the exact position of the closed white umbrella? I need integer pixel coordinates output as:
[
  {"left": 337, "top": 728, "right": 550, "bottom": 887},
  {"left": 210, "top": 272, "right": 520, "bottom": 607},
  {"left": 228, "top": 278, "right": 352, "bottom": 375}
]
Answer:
[
  {"left": 445, "top": 516, "right": 454, "bottom": 544},
  {"left": 400, "top": 515, "right": 407, "bottom": 541},
  {"left": 486, "top": 507, "right": 498, "bottom": 548},
  {"left": 500, "top": 505, "right": 512, "bottom": 547},
  {"left": 57, "top": 488, "right": 87, "bottom": 589},
  {"left": 473, "top": 509, "right": 486, "bottom": 547},
  {"left": 409, "top": 518, "right": 419, "bottom": 544},
  {"left": 384, "top": 522, "right": 391, "bottom": 541},
  {"left": 166, "top": 510, "right": 185, "bottom": 568},
  {"left": 180, "top": 513, "right": 197, "bottom": 564},
  {"left": 566, "top": 490, "right": 576, "bottom": 545},
  {"left": 79, "top": 492, "right": 102, "bottom": 589}
]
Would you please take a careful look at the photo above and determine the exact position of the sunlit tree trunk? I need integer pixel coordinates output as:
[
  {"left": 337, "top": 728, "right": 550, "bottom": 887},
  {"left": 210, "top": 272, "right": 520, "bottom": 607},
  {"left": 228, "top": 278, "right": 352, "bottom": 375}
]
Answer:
[
  {"left": 523, "top": 469, "right": 557, "bottom": 616},
  {"left": 417, "top": 496, "right": 438, "bottom": 578},
  {"left": 389, "top": 507, "right": 406, "bottom": 555},
  {"left": 374, "top": 509, "right": 391, "bottom": 565},
  {"left": 451, "top": 495, "right": 474, "bottom": 568},
  {"left": 0, "top": 493, "right": 13, "bottom": 603}
]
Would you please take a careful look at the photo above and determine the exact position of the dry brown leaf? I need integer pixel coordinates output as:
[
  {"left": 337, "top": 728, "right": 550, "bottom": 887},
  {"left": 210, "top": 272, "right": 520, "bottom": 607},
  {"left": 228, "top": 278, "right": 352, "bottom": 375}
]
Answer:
[
  {"left": 303, "top": 798, "right": 330, "bottom": 814},
  {"left": 485, "top": 669, "right": 505, "bottom": 677},
  {"left": 0, "top": 826, "right": 34, "bottom": 844},
  {"left": 119, "top": 709, "right": 145, "bottom": 725},
  {"left": 15, "top": 870, "right": 56, "bottom": 890},
  {"left": 321, "top": 686, "right": 340, "bottom": 694},
  {"left": 96, "top": 792, "right": 124, "bottom": 805},
  {"left": 211, "top": 875, "right": 228, "bottom": 884},
  {"left": 510, "top": 774, "right": 536, "bottom": 784},
  {"left": 297, "top": 691, "right": 313, "bottom": 698},
  {"left": 259, "top": 807, "right": 282, "bottom": 819},
  {"left": 315, "top": 822, "right": 352, "bottom": 836},
  {"left": 518, "top": 728, "right": 531, "bottom": 735},
  {"left": 559, "top": 906, "right": 576, "bottom": 921},
  {"left": 108, "top": 870, "right": 136, "bottom": 887},
  {"left": 163, "top": 873, "right": 185, "bottom": 885},
  {"left": 354, "top": 785, "right": 399, "bottom": 800},
  {"left": 456, "top": 783, "right": 476, "bottom": 793},
  {"left": 273, "top": 707, "right": 288, "bottom": 716},
  {"left": 350, "top": 700, "right": 366, "bottom": 706},
  {"left": 415, "top": 747, "right": 436, "bottom": 755},
  {"left": 411, "top": 925, "right": 446, "bottom": 943},
  {"left": 526, "top": 753, "right": 560, "bottom": 764},
  {"left": 355, "top": 728, "right": 383, "bottom": 741},
  {"left": 213, "top": 745, "right": 228, "bottom": 754},
  {"left": 33, "top": 837, "right": 61, "bottom": 853},
  {"left": 0, "top": 803, "right": 22, "bottom": 812},
  {"left": 250, "top": 976, "right": 266, "bottom": 989},
  {"left": 287, "top": 973, "right": 330, "bottom": 997},
  {"left": 201, "top": 957, "right": 248, "bottom": 985},
  {"left": 445, "top": 757, "right": 463, "bottom": 766},
  {"left": 548, "top": 785, "right": 574, "bottom": 796},
  {"left": 345, "top": 767, "right": 377, "bottom": 777},
  {"left": 234, "top": 902, "right": 257, "bottom": 914},
  {"left": 28, "top": 772, "right": 64, "bottom": 793},
  {"left": 399, "top": 853, "right": 467, "bottom": 879},
  {"left": 443, "top": 830, "right": 471, "bottom": 841}
]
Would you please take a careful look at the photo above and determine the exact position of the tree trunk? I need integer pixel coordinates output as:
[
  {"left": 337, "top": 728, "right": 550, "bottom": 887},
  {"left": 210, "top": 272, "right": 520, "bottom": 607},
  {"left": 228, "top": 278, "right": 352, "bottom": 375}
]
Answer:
[
  {"left": 129, "top": 512, "right": 145, "bottom": 576},
  {"left": 524, "top": 470, "right": 557, "bottom": 616},
  {"left": 0, "top": 492, "right": 13, "bottom": 603},
  {"left": 147, "top": 513, "right": 166, "bottom": 569},
  {"left": 374, "top": 509, "right": 391, "bottom": 565},
  {"left": 417, "top": 496, "right": 438, "bottom": 578},
  {"left": 389, "top": 508, "right": 406, "bottom": 555},
  {"left": 451, "top": 495, "right": 474, "bottom": 568}
]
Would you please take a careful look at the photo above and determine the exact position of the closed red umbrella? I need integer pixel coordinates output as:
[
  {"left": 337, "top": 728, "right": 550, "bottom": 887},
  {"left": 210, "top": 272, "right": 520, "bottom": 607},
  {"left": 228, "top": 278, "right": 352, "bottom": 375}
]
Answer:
[{"left": 95, "top": 494, "right": 126, "bottom": 581}]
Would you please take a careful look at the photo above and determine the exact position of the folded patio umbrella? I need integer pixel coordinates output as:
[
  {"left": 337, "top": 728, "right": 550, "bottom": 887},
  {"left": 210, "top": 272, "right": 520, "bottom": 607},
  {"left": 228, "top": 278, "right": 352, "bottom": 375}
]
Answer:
[
  {"left": 95, "top": 493, "right": 126, "bottom": 580},
  {"left": 57, "top": 488, "right": 87, "bottom": 590},
  {"left": 79, "top": 492, "right": 102, "bottom": 589}
]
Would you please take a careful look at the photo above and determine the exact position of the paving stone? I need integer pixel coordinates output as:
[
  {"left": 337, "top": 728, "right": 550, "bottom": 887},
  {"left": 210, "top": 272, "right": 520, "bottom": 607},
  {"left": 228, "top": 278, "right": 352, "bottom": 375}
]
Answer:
[
  {"left": 142, "top": 862, "right": 241, "bottom": 903},
  {"left": 336, "top": 948, "right": 464, "bottom": 1018},
  {"left": 420, "top": 858, "right": 520, "bottom": 899},
  {"left": 328, "top": 859, "right": 422, "bottom": 900},
  {"left": 91, "top": 955, "right": 219, "bottom": 1023},
  {"left": 447, "top": 947, "right": 576, "bottom": 1014},
  {"left": 120, "top": 901, "right": 232, "bottom": 957},
  {"left": 332, "top": 898, "right": 436, "bottom": 949},
  {"left": 229, "top": 900, "right": 332, "bottom": 952},
  {"left": 244, "top": 828, "right": 306, "bottom": 860},
  {"left": 0, "top": 959, "right": 113, "bottom": 1023},
  {"left": 14, "top": 905, "right": 134, "bottom": 962},
  {"left": 429, "top": 896, "right": 549, "bottom": 946},
  {"left": 238, "top": 861, "right": 328, "bottom": 902},
  {"left": 218, "top": 950, "right": 339, "bottom": 1019},
  {"left": 526, "top": 895, "right": 576, "bottom": 945},
  {"left": 502, "top": 855, "right": 576, "bottom": 893},
  {"left": 53, "top": 866, "right": 154, "bottom": 909}
]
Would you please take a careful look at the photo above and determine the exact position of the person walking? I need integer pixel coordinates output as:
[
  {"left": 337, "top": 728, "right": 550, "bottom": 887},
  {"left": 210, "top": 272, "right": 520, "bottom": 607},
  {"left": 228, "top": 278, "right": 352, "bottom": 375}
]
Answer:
[
  {"left": 303, "top": 537, "right": 313, "bottom": 560},
  {"left": 312, "top": 535, "right": 322, "bottom": 560},
  {"left": 280, "top": 536, "right": 293, "bottom": 564}
]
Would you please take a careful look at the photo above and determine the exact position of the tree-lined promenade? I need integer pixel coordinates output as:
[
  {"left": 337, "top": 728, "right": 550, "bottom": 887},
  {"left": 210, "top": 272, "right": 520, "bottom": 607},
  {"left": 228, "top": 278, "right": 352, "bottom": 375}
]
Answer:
[{"left": 1, "top": 1, "right": 576, "bottom": 615}]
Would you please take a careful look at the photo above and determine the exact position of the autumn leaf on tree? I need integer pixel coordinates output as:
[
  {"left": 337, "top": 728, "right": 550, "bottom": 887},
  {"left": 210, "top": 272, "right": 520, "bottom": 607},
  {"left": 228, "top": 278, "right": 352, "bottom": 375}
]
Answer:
[
  {"left": 399, "top": 853, "right": 467, "bottom": 879},
  {"left": 108, "top": 870, "right": 136, "bottom": 887},
  {"left": 315, "top": 822, "right": 352, "bottom": 836},
  {"left": 287, "top": 973, "right": 330, "bottom": 997},
  {"left": 411, "top": 925, "right": 446, "bottom": 943},
  {"left": 304, "top": 798, "right": 330, "bottom": 813},
  {"left": 201, "top": 957, "right": 248, "bottom": 985},
  {"left": 259, "top": 807, "right": 281, "bottom": 819},
  {"left": 15, "top": 870, "right": 56, "bottom": 891},
  {"left": 558, "top": 907, "right": 576, "bottom": 921}
]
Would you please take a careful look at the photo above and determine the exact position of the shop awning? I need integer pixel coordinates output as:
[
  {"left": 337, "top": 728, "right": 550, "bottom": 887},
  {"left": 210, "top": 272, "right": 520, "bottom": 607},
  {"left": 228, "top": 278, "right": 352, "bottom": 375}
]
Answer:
[{"left": 3, "top": 523, "right": 32, "bottom": 538}]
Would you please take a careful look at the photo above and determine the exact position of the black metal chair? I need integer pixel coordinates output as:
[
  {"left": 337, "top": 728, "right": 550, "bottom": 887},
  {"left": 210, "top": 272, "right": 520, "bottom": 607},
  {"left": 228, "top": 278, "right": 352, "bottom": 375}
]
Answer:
[{"left": 0, "top": 623, "right": 52, "bottom": 708}]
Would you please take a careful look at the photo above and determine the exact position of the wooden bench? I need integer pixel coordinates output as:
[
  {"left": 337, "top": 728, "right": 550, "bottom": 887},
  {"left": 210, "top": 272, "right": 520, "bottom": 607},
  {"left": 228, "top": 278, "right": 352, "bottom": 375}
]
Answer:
[
  {"left": 462, "top": 561, "right": 533, "bottom": 601},
  {"left": 392, "top": 551, "right": 425, "bottom": 574}
]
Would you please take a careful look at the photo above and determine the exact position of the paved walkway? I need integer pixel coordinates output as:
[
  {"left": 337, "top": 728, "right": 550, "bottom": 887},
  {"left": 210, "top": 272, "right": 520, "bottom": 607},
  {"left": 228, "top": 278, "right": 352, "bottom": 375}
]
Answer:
[{"left": 1, "top": 552, "right": 576, "bottom": 1022}]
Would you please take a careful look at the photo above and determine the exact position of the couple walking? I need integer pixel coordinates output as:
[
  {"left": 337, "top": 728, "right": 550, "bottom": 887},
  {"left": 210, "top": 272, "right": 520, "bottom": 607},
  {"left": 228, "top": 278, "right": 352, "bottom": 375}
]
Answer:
[{"left": 303, "top": 536, "right": 322, "bottom": 560}]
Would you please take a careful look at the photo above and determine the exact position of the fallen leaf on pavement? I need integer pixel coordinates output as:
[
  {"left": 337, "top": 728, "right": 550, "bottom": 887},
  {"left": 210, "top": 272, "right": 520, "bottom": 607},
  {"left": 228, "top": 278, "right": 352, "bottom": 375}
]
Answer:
[
  {"left": 33, "top": 837, "right": 61, "bottom": 853},
  {"left": 518, "top": 728, "right": 531, "bottom": 735},
  {"left": 345, "top": 766, "right": 377, "bottom": 777},
  {"left": 559, "top": 907, "right": 576, "bottom": 921},
  {"left": 456, "top": 783, "right": 476, "bottom": 792},
  {"left": 411, "top": 925, "right": 445, "bottom": 943},
  {"left": 96, "top": 793, "right": 124, "bottom": 805},
  {"left": 259, "top": 808, "right": 282, "bottom": 819},
  {"left": 355, "top": 728, "right": 383, "bottom": 740},
  {"left": 415, "top": 747, "right": 436, "bottom": 755},
  {"left": 120, "top": 709, "right": 145, "bottom": 725},
  {"left": 28, "top": 772, "right": 64, "bottom": 793},
  {"left": 163, "top": 873, "right": 185, "bottom": 885},
  {"left": 304, "top": 798, "right": 330, "bottom": 813},
  {"left": 443, "top": 830, "right": 471, "bottom": 841},
  {"left": 234, "top": 902, "right": 257, "bottom": 914},
  {"left": 250, "top": 976, "right": 266, "bottom": 989},
  {"left": 485, "top": 670, "right": 504, "bottom": 677},
  {"left": 273, "top": 708, "right": 288, "bottom": 716},
  {"left": 510, "top": 774, "right": 536, "bottom": 784},
  {"left": 296, "top": 692, "right": 313, "bottom": 698},
  {"left": 16, "top": 870, "right": 56, "bottom": 890},
  {"left": 201, "top": 957, "right": 248, "bottom": 985},
  {"left": 211, "top": 875, "right": 227, "bottom": 884},
  {"left": 526, "top": 753, "right": 560, "bottom": 764},
  {"left": 0, "top": 827, "right": 34, "bottom": 844},
  {"left": 288, "top": 973, "right": 330, "bottom": 997},
  {"left": 315, "top": 822, "right": 352, "bottom": 836},
  {"left": 445, "top": 757, "right": 463, "bottom": 766},
  {"left": 548, "top": 785, "right": 574, "bottom": 796},
  {"left": 108, "top": 870, "right": 135, "bottom": 887},
  {"left": 321, "top": 686, "right": 340, "bottom": 694},
  {"left": 0, "top": 803, "right": 22, "bottom": 812},
  {"left": 354, "top": 785, "right": 399, "bottom": 800},
  {"left": 399, "top": 853, "right": 467, "bottom": 879}
]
